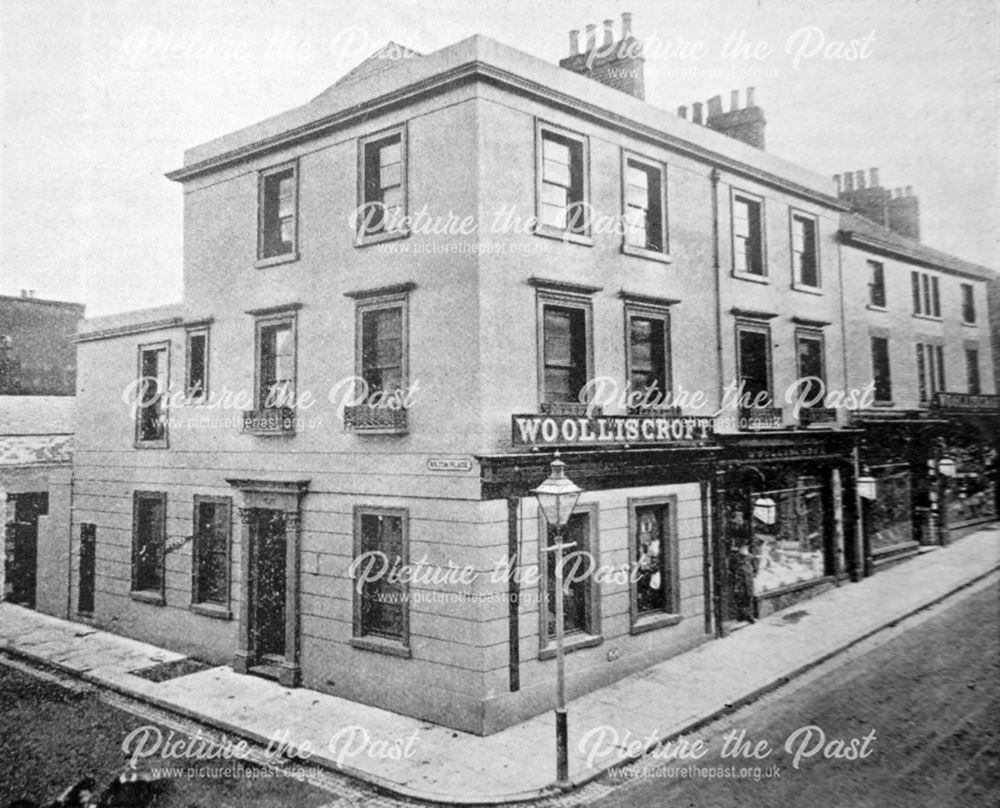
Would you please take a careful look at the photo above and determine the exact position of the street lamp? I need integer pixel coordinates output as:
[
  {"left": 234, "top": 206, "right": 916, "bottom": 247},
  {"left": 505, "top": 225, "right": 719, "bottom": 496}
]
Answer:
[
  {"left": 857, "top": 467, "right": 878, "bottom": 500},
  {"left": 532, "top": 451, "right": 582, "bottom": 787}
]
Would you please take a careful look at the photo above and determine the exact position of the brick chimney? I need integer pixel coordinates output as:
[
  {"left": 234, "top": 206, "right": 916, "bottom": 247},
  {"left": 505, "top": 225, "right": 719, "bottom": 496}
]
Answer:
[
  {"left": 693, "top": 87, "right": 766, "bottom": 149},
  {"left": 559, "top": 12, "right": 645, "bottom": 100},
  {"left": 836, "top": 168, "right": 920, "bottom": 240}
]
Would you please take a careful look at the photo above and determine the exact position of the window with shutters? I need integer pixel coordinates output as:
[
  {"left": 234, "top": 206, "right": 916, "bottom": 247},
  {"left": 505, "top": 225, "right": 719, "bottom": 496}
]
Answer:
[
  {"left": 868, "top": 261, "right": 886, "bottom": 308},
  {"left": 911, "top": 271, "right": 941, "bottom": 318}
]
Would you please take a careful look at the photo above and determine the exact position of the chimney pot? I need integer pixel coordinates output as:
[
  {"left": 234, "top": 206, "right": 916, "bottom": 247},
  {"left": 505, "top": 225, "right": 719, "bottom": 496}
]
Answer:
[
  {"left": 856, "top": 170, "right": 866, "bottom": 189},
  {"left": 844, "top": 172, "right": 854, "bottom": 192},
  {"left": 603, "top": 19, "right": 614, "bottom": 47},
  {"left": 869, "top": 168, "right": 879, "bottom": 188},
  {"left": 905, "top": 185, "right": 913, "bottom": 197},
  {"left": 692, "top": 102, "right": 703, "bottom": 124},
  {"left": 730, "top": 89, "right": 739, "bottom": 111},
  {"left": 707, "top": 94, "right": 723, "bottom": 119},
  {"left": 834, "top": 174, "right": 842, "bottom": 193},
  {"left": 622, "top": 12, "right": 633, "bottom": 38},
  {"left": 894, "top": 187, "right": 902, "bottom": 198},
  {"left": 745, "top": 86, "right": 756, "bottom": 107},
  {"left": 20, "top": 289, "right": 27, "bottom": 298},
  {"left": 585, "top": 23, "right": 596, "bottom": 51},
  {"left": 677, "top": 105, "right": 688, "bottom": 119},
  {"left": 569, "top": 30, "right": 580, "bottom": 56}
]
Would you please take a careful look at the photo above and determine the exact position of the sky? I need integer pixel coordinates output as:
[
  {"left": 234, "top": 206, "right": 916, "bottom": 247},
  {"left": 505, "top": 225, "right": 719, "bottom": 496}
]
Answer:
[{"left": 1, "top": 0, "right": 997, "bottom": 316}]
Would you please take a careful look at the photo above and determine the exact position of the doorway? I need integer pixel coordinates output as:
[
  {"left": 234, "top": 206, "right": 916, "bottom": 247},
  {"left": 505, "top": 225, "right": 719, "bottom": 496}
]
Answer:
[
  {"left": 249, "top": 508, "right": 287, "bottom": 666},
  {"left": 4, "top": 492, "right": 48, "bottom": 609}
]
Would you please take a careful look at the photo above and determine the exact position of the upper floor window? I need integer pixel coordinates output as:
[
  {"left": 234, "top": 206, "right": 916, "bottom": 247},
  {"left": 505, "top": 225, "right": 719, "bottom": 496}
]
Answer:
[
  {"left": 258, "top": 163, "right": 297, "bottom": 262},
  {"left": 966, "top": 347, "right": 981, "bottom": 395},
  {"left": 961, "top": 283, "right": 976, "bottom": 324},
  {"left": 911, "top": 271, "right": 940, "bottom": 318},
  {"left": 870, "top": 336, "right": 892, "bottom": 403},
  {"left": 736, "top": 322, "right": 772, "bottom": 407},
  {"left": 732, "top": 191, "right": 765, "bottom": 277},
  {"left": 790, "top": 212, "right": 819, "bottom": 288},
  {"left": 192, "top": 496, "right": 231, "bottom": 610},
  {"left": 185, "top": 327, "right": 209, "bottom": 403},
  {"left": 868, "top": 261, "right": 886, "bottom": 308},
  {"left": 353, "top": 507, "right": 409, "bottom": 654},
  {"left": 132, "top": 491, "right": 166, "bottom": 602},
  {"left": 256, "top": 318, "right": 295, "bottom": 410},
  {"left": 136, "top": 343, "right": 168, "bottom": 447},
  {"left": 795, "top": 329, "right": 826, "bottom": 408},
  {"left": 358, "top": 127, "right": 407, "bottom": 242},
  {"left": 622, "top": 154, "right": 667, "bottom": 257},
  {"left": 626, "top": 305, "right": 671, "bottom": 409},
  {"left": 536, "top": 123, "right": 589, "bottom": 240},
  {"left": 540, "top": 301, "right": 591, "bottom": 409},
  {"left": 916, "top": 341, "right": 944, "bottom": 404}
]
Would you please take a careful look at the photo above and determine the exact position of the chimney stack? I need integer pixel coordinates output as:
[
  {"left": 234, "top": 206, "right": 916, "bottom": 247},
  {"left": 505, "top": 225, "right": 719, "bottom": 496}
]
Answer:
[
  {"left": 677, "top": 105, "right": 688, "bottom": 119},
  {"left": 702, "top": 86, "right": 766, "bottom": 149},
  {"left": 833, "top": 174, "right": 842, "bottom": 193},
  {"left": 692, "top": 102, "right": 703, "bottom": 124},
  {"left": 559, "top": 12, "right": 645, "bottom": 100},
  {"left": 836, "top": 167, "right": 920, "bottom": 239}
]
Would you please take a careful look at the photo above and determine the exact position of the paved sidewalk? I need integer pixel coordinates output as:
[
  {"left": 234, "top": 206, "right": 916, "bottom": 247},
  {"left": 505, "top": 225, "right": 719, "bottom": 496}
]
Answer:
[{"left": 2, "top": 526, "right": 998, "bottom": 804}]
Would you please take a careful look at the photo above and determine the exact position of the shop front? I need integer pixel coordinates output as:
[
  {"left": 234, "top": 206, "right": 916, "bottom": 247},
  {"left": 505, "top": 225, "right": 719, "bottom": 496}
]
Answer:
[
  {"left": 930, "top": 393, "right": 1000, "bottom": 540},
  {"left": 714, "top": 431, "right": 858, "bottom": 625}
]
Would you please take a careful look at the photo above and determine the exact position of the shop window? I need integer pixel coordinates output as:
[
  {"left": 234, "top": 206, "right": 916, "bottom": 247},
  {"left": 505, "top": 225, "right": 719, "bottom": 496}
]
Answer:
[
  {"left": 752, "top": 475, "right": 826, "bottom": 594},
  {"left": 868, "top": 261, "right": 886, "bottom": 307},
  {"left": 539, "top": 507, "right": 599, "bottom": 646},
  {"left": 186, "top": 327, "right": 208, "bottom": 402},
  {"left": 626, "top": 306, "right": 671, "bottom": 409},
  {"left": 961, "top": 283, "right": 976, "bottom": 324},
  {"left": 131, "top": 491, "right": 166, "bottom": 602},
  {"left": 966, "top": 348, "right": 981, "bottom": 395},
  {"left": 870, "top": 336, "right": 892, "bottom": 403},
  {"left": 732, "top": 191, "right": 764, "bottom": 277},
  {"left": 629, "top": 497, "right": 680, "bottom": 631},
  {"left": 791, "top": 212, "right": 819, "bottom": 288},
  {"left": 352, "top": 507, "right": 409, "bottom": 653},
  {"left": 135, "top": 343, "right": 168, "bottom": 447},
  {"left": 537, "top": 123, "right": 589, "bottom": 238},
  {"left": 192, "top": 496, "right": 231, "bottom": 610},
  {"left": 736, "top": 323, "right": 772, "bottom": 406},
  {"left": 911, "top": 271, "right": 940, "bottom": 318},
  {"left": 358, "top": 127, "right": 406, "bottom": 241},
  {"left": 622, "top": 155, "right": 667, "bottom": 256},
  {"left": 258, "top": 163, "right": 297, "bottom": 262},
  {"left": 866, "top": 466, "right": 913, "bottom": 553}
]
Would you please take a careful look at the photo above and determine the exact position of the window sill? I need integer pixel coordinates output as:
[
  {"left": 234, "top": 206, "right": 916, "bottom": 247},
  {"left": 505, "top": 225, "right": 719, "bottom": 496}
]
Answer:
[
  {"left": 533, "top": 225, "right": 594, "bottom": 247},
  {"left": 731, "top": 270, "right": 769, "bottom": 284},
  {"left": 354, "top": 229, "right": 410, "bottom": 248},
  {"left": 255, "top": 251, "right": 300, "bottom": 270},
  {"left": 343, "top": 405, "right": 408, "bottom": 434},
  {"left": 630, "top": 612, "right": 683, "bottom": 635},
  {"left": 539, "top": 632, "right": 603, "bottom": 660},
  {"left": 190, "top": 603, "right": 233, "bottom": 620},
  {"left": 961, "top": 320, "right": 979, "bottom": 328},
  {"left": 791, "top": 283, "right": 823, "bottom": 295},
  {"left": 135, "top": 439, "right": 168, "bottom": 450},
  {"left": 872, "top": 400, "right": 896, "bottom": 408},
  {"left": 351, "top": 636, "right": 411, "bottom": 658},
  {"left": 130, "top": 591, "right": 165, "bottom": 606},
  {"left": 912, "top": 313, "right": 942, "bottom": 323},
  {"left": 866, "top": 304, "right": 888, "bottom": 313},
  {"left": 622, "top": 244, "right": 672, "bottom": 264}
]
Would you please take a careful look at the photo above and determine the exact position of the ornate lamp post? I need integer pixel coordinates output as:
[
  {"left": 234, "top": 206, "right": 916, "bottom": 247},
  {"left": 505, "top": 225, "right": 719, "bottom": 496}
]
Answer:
[{"left": 532, "top": 451, "right": 582, "bottom": 787}]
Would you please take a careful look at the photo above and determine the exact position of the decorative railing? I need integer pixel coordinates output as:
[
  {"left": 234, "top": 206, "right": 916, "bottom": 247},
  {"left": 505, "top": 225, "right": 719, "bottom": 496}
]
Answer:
[
  {"left": 539, "top": 401, "right": 602, "bottom": 416},
  {"left": 343, "top": 405, "right": 408, "bottom": 434},
  {"left": 242, "top": 408, "right": 296, "bottom": 435}
]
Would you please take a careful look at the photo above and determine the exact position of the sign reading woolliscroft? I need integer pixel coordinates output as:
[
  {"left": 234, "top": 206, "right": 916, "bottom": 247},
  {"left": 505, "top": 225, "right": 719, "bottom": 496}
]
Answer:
[{"left": 511, "top": 413, "right": 714, "bottom": 448}]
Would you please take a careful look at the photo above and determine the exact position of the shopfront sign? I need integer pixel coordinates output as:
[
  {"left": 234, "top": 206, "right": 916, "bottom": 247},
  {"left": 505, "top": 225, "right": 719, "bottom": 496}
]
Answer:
[
  {"left": 931, "top": 392, "right": 1000, "bottom": 412},
  {"left": 511, "top": 413, "right": 714, "bottom": 448}
]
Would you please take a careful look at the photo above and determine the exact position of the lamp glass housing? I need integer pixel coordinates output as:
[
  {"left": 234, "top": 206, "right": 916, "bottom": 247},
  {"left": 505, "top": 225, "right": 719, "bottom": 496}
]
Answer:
[
  {"left": 532, "top": 456, "right": 583, "bottom": 527},
  {"left": 752, "top": 496, "right": 777, "bottom": 526},
  {"left": 857, "top": 474, "right": 877, "bottom": 500}
]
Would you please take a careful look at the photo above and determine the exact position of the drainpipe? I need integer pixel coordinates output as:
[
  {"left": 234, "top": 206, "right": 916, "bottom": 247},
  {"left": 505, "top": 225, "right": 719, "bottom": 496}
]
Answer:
[
  {"left": 507, "top": 497, "right": 520, "bottom": 692},
  {"left": 711, "top": 167, "right": 724, "bottom": 409}
]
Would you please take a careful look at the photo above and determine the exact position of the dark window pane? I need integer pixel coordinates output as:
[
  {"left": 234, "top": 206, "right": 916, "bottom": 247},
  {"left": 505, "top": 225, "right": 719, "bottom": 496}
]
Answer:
[
  {"left": 138, "top": 348, "right": 166, "bottom": 441},
  {"left": 187, "top": 333, "right": 206, "bottom": 398},
  {"left": 738, "top": 329, "right": 770, "bottom": 403},
  {"left": 871, "top": 337, "right": 892, "bottom": 402},
  {"left": 796, "top": 335, "right": 824, "bottom": 405},
  {"left": 261, "top": 169, "right": 295, "bottom": 258},
  {"left": 361, "top": 307, "right": 403, "bottom": 393},
  {"left": 359, "top": 513, "right": 404, "bottom": 640},
  {"left": 546, "top": 512, "right": 590, "bottom": 638},
  {"left": 543, "top": 306, "right": 587, "bottom": 403},
  {"left": 635, "top": 504, "right": 670, "bottom": 615},
  {"left": 629, "top": 316, "right": 668, "bottom": 396},
  {"left": 967, "top": 349, "right": 981, "bottom": 395},
  {"left": 133, "top": 496, "right": 164, "bottom": 593}
]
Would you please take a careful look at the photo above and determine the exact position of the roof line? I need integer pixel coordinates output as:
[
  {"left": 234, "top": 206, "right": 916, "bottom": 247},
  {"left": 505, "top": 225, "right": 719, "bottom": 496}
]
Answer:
[
  {"left": 165, "top": 61, "right": 846, "bottom": 211},
  {"left": 839, "top": 230, "right": 994, "bottom": 279}
]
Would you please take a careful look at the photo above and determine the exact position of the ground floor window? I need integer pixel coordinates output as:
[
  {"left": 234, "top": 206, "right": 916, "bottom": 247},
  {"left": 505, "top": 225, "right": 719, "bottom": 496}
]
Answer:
[
  {"left": 353, "top": 507, "right": 409, "bottom": 648},
  {"left": 629, "top": 497, "right": 679, "bottom": 624},
  {"left": 942, "top": 443, "right": 998, "bottom": 526},
  {"left": 192, "top": 496, "right": 231, "bottom": 607},
  {"left": 131, "top": 492, "right": 166, "bottom": 600},
  {"left": 866, "top": 465, "right": 914, "bottom": 552},
  {"left": 541, "top": 507, "right": 598, "bottom": 641}
]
